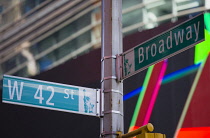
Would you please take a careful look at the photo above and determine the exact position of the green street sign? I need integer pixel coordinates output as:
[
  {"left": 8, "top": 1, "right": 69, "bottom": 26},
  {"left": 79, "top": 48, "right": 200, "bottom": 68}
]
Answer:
[{"left": 121, "top": 13, "right": 204, "bottom": 80}]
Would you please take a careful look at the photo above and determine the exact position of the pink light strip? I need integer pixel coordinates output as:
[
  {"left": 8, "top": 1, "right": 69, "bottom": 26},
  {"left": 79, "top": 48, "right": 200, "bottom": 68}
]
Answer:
[{"left": 143, "top": 60, "right": 168, "bottom": 125}]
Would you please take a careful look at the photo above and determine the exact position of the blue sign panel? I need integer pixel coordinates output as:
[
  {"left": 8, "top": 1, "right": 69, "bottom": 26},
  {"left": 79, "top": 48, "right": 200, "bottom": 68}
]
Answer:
[{"left": 2, "top": 75, "right": 100, "bottom": 116}]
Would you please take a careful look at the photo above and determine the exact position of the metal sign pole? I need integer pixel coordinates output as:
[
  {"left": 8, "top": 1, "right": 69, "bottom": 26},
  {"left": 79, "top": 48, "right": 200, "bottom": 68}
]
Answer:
[{"left": 101, "top": 0, "right": 123, "bottom": 137}]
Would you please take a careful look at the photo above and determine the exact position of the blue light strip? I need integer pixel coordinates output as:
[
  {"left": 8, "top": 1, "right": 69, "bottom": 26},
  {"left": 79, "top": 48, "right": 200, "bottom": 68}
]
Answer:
[
  {"left": 123, "top": 86, "right": 143, "bottom": 101},
  {"left": 162, "top": 63, "right": 201, "bottom": 84},
  {"left": 124, "top": 63, "right": 202, "bottom": 101}
]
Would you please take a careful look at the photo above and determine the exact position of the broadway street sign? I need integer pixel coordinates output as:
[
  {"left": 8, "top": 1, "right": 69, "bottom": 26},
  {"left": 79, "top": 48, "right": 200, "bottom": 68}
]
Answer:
[
  {"left": 121, "top": 13, "right": 204, "bottom": 80},
  {"left": 2, "top": 75, "right": 100, "bottom": 116}
]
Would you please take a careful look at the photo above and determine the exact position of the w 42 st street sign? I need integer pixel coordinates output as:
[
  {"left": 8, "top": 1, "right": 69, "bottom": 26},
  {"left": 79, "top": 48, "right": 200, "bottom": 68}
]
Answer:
[
  {"left": 2, "top": 75, "right": 100, "bottom": 117},
  {"left": 121, "top": 14, "right": 204, "bottom": 80}
]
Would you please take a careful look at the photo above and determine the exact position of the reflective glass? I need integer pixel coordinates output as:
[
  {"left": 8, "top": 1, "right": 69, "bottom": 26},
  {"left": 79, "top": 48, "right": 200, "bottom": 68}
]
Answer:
[
  {"left": 37, "top": 52, "right": 55, "bottom": 71},
  {"left": 123, "top": 9, "right": 143, "bottom": 28},
  {"left": 1, "top": 54, "right": 27, "bottom": 72},
  {"left": 146, "top": 0, "right": 172, "bottom": 17},
  {"left": 122, "top": 0, "right": 142, "bottom": 9},
  {"left": 176, "top": 0, "right": 205, "bottom": 11}
]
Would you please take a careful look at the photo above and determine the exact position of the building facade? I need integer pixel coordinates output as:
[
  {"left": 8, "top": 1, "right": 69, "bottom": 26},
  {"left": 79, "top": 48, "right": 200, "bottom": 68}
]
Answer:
[
  {"left": 1, "top": 0, "right": 210, "bottom": 137},
  {"left": 0, "top": 0, "right": 209, "bottom": 80}
]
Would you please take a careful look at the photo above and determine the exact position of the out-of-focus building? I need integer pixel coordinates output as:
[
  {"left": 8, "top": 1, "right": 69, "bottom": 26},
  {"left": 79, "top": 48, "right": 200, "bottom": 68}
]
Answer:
[
  {"left": 0, "top": 0, "right": 208, "bottom": 79},
  {"left": 1, "top": 0, "right": 210, "bottom": 138}
]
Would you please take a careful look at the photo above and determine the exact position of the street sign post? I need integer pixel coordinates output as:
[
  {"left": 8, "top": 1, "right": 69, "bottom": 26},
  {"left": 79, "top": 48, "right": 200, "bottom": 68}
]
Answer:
[
  {"left": 101, "top": 0, "right": 123, "bottom": 137},
  {"left": 121, "top": 13, "right": 205, "bottom": 80},
  {"left": 2, "top": 75, "right": 100, "bottom": 117}
]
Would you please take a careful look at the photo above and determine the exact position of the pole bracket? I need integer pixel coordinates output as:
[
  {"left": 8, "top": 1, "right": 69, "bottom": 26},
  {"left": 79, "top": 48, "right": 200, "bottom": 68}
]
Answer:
[
  {"left": 101, "top": 55, "right": 117, "bottom": 62},
  {"left": 116, "top": 54, "right": 123, "bottom": 82},
  {"left": 103, "top": 110, "right": 123, "bottom": 116},
  {"left": 103, "top": 89, "right": 123, "bottom": 95},
  {"left": 101, "top": 76, "right": 117, "bottom": 83}
]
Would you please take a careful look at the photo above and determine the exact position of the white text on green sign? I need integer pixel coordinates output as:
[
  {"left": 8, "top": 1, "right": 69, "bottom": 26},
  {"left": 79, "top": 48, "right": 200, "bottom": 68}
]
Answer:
[{"left": 122, "top": 14, "right": 204, "bottom": 79}]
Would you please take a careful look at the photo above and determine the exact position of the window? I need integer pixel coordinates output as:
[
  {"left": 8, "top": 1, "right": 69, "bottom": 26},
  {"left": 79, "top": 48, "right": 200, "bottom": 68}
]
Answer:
[
  {"left": 22, "top": 0, "right": 47, "bottom": 14},
  {"left": 122, "top": 0, "right": 142, "bottom": 9},
  {"left": 31, "top": 35, "right": 58, "bottom": 56},
  {"left": 123, "top": 9, "right": 143, "bottom": 28},
  {"left": 1, "top": 54, "right": 27, "bottom": 72},
  {"left": 176, "top": 0, "right": 205, "bottom": 11},
  {"left": 37, "top": 52, "right": 55, "bottom": 71},
  {"left": 0, "top": 5, "right": 3, "bottom": 13}
]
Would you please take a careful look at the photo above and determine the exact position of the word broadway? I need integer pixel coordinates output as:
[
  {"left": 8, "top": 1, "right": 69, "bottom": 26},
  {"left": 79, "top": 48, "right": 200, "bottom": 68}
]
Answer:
[{"left": 134, "top": 14, "right": 204, "bottom": 71}]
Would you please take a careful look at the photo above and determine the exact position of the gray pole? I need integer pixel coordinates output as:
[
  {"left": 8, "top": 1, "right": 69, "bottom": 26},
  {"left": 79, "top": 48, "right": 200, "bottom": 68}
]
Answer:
[{"left": 101, "top": 0, "right": 123, "bottom": 137}]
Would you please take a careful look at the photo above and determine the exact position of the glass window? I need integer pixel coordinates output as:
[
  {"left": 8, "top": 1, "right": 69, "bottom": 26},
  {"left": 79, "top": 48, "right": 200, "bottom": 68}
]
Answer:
[
  {"left": 1, "top": 53, "right": 27, "bottom": 72},
  {"left": 31, "top": 35, "right": 57, "bottom": 56},
  {"left": 176, "top": 0, "right": 205, "bottom": 11},
  {"left": 18, "top": 52, "right": 27, "bottom": 64},
  {"left": 30, "top": 11, "right": 92, "bottom": 57},
  {"left": 58, "top": 11, "right": 91, "bottom": 43},
  {"left": 13, "top": 67, "right": 28, "bottom": 77},
  {"left": 145, "top": 0, "right": 172, "bottom": 29},
  {"left": 38, "top": 35, "right": 57, "bottom": 52},
  {"left": 76, "top": 12, "right": 91, "bottom": 30},
  {"left": 30, "top": 43, "right": 39, "bottom": 56},
  {"left": 2, "top": 57, "right": 16, "bottom": 71},
  {"left": 123, "top": 9, "right": 143, "bottom": 28},
  {"left": 76, "top": 31, "right": 91, "bottom": 48},
  {"left": 0, "top": 5, "right": 3, "bottom": 13},
  {"left": 22, "top": 0, "right": 47, "bottom": 14},
  {"left": 146, "top": 0, "right": 172, "bottom": 17},
  {"left": 58, "top": 23, "right": 76, "bottom": 42},
  {"left": 37, "top": 52, "right": 55, "bottom": 71},
  {"left": 54, "top": 39, "right": 77, "bottom": 60},
  {"left": 29, "top": 9, "right": 92, "bottom": 72},
  {"left": 55, "top": 31, "right": 91, "bottom": 61},
  {"left": 122, "top": 0, "right": 142, "bottom": 10}
]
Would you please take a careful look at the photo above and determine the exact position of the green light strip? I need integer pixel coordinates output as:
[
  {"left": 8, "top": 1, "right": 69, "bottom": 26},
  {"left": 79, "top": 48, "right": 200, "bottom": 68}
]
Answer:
[
  {"left": 194, "top": 13, "right": 210, "bottom": 64},
  {"left": 174, "top": 57, "right": 207, "bottom": 138},
  {"left": 194, "top": 29, "right": 210, "bottom": 64},
  {"left": 204, "top": 13, "right": 210, "bottom": 32},
  {"left": 129, "top": 65, "right": 154, "bottom": 131},
  {"left": 175, "top": 12, "right": 210, "bottom": 137}
]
